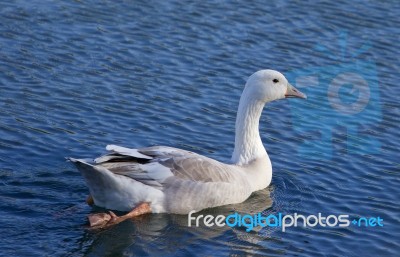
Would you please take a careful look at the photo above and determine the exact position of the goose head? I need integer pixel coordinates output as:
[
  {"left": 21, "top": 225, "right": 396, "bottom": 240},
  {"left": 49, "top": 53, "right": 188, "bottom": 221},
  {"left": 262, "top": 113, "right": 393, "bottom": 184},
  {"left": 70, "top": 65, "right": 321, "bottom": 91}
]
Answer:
[{"left": 244, "top": 69, "right": 306, "bottom": 103}]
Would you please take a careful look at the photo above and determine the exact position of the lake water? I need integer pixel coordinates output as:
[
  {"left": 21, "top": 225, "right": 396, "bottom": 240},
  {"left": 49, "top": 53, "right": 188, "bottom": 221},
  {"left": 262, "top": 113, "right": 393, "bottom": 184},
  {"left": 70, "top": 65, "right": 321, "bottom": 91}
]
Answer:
[{"left": 0, "top": 0, "right": 399, "bottom": 256}]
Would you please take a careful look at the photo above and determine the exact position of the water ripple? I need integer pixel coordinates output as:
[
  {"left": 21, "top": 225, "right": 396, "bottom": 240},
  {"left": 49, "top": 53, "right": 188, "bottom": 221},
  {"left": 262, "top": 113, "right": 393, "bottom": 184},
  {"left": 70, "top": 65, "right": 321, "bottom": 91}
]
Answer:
[{"left": 0, "top": 0, "right": 399, "bottom": 256}]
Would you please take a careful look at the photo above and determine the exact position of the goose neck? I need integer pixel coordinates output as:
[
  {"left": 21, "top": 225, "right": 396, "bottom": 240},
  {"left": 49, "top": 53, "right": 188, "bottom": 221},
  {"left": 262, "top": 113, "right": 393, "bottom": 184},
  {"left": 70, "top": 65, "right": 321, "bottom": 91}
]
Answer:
[{"left": 231, "top": 93, "right": 266, "bottom": 165}]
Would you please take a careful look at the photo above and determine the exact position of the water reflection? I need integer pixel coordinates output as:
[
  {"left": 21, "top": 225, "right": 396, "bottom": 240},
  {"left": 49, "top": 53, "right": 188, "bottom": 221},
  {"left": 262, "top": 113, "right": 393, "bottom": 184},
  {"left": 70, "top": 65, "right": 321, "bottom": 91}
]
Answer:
[{"left": 82, "top": 188, "right": 273, "bottom": 256}]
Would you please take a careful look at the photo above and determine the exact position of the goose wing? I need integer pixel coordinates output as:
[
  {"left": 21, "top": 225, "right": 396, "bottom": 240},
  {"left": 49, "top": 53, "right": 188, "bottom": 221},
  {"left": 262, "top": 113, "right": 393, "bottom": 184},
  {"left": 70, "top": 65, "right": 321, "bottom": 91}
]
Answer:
[{"left": 94, "top": 145, "right": 239, "bottom": 186}]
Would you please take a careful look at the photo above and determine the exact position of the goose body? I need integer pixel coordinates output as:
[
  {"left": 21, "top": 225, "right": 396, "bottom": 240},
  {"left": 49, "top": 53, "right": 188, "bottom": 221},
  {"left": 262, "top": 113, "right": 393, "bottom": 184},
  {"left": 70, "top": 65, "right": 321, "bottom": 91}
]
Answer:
[{"left": 69, "top": 69, "right": 306, "bottom": 215}]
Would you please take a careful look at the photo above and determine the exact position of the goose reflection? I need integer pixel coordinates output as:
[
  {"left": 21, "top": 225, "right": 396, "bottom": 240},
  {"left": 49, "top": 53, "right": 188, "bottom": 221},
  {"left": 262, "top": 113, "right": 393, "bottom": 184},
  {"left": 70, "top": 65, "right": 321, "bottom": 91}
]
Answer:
[{"left": 81, "top": 187, "right": 274, "bottom": 256}]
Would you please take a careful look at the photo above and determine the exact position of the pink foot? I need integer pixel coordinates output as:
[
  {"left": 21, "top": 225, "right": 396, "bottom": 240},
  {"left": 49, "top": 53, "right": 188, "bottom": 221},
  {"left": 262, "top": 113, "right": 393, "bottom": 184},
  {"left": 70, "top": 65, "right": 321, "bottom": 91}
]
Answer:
[
  {"left": 87, "top": 202, "right": 151, "bottom": 229},
  {"left": 88, "top": 211, "right": 115, "bottom": 227}
]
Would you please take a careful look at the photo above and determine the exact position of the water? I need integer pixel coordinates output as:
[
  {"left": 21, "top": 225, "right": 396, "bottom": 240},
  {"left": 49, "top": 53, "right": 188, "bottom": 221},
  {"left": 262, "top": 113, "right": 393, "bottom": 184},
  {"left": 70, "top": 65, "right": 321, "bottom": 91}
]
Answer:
[{"left": 0, "top": 0, "right": 399, "bottom": 256}]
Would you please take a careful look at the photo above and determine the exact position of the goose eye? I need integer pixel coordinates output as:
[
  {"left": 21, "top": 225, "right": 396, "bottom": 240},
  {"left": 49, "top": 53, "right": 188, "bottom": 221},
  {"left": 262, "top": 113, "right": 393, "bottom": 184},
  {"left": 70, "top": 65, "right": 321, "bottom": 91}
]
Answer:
[{"left": 273, "top": 79, "right": 279, "bottom": 83}]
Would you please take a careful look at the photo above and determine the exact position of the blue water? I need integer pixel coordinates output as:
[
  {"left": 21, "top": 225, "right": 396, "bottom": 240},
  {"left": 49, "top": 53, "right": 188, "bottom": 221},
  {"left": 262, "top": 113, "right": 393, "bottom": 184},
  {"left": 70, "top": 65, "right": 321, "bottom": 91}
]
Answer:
[{"left": 1, "top": 0, "right": 399, "bottom": 256}]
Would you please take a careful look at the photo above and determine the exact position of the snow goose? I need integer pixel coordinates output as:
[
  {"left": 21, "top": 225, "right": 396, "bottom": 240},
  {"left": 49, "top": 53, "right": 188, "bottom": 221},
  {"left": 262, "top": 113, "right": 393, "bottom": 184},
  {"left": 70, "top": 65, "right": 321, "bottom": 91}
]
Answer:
[{"left": 69, "top": 69, "right": 306, "bottom": 228}]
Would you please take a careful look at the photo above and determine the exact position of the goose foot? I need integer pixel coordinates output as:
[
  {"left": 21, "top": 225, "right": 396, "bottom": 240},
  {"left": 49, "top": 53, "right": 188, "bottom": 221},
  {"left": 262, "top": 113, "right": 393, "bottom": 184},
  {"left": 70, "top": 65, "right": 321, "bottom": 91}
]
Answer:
[
  {"left": 86, "top": 195, "right": 94, "bottom": 206},
  {"left": 87, "top": 202, "right": 151, "bottom": 229}
]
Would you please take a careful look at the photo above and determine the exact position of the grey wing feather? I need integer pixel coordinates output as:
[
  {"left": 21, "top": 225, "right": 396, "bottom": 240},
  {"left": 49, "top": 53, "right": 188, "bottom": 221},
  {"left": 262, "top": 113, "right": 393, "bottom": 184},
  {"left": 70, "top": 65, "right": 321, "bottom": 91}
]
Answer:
[
  {"left": 138, "top": 146, "right": 240, "bottom": 182},
  {"left": 94, "top": 145, "right": 238, "bottom": 185},
  {"left": 138, "top": 146, "right": 198, "bottom": 158},
  {"left": 159, "top": 156, "right": 239, "bottom": 183}
]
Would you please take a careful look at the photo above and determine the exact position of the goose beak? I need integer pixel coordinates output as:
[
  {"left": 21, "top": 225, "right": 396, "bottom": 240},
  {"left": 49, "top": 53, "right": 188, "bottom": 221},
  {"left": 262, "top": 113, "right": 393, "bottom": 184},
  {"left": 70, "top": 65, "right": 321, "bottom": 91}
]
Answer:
[{"left": 285, "top": 83, "right": 307, "bottom": 99}]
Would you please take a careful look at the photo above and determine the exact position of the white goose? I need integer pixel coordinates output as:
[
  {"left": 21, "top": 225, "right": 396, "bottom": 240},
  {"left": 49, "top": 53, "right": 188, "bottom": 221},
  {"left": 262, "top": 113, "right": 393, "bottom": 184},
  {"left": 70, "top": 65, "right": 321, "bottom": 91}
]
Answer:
[{"left": 69, "top": 70, "right": 306, "bottom": 228}]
